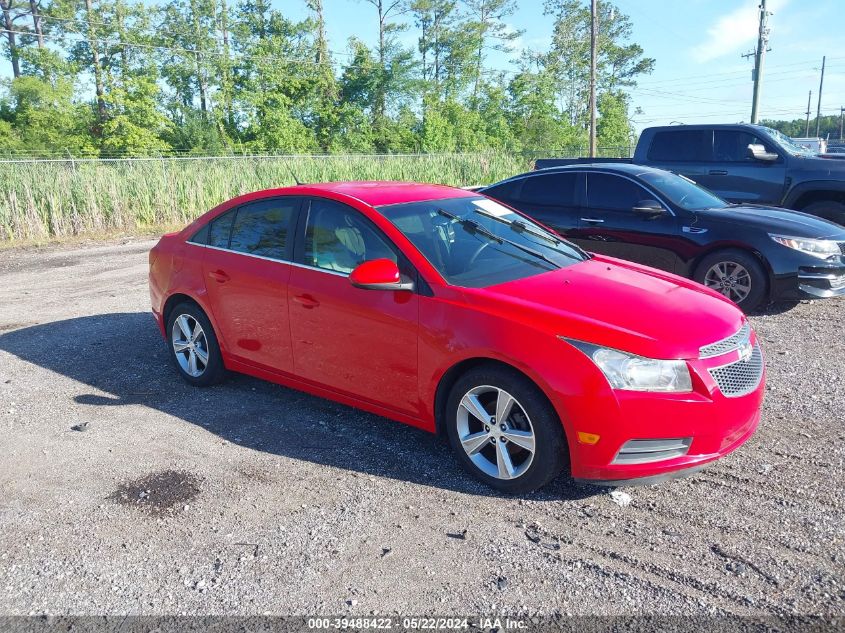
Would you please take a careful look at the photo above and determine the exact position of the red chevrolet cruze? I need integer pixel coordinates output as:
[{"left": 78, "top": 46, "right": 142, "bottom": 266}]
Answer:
[{"left": 149, "top": 182, "right": 764, "bottom": 493}]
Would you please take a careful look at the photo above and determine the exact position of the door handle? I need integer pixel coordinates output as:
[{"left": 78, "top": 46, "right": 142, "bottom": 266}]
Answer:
[
  {"left": 708, "top": 169, "right": 728, "bottom": 176},
  {"left": 208, "top": 269, "right": 230, "bottom": 283},
  {"left": 293, "top": 294, "right": 320, "bottom": 309},
  {"left": 580, "top": 217, "right": 605, "bottom": 224}
]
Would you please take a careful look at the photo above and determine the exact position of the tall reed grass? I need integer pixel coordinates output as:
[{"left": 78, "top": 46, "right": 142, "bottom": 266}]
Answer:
[{"left": 0, "top": 153, "right": 529, "bottom": 242}]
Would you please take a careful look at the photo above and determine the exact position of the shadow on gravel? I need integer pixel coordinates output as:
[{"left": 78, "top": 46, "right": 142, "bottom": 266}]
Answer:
[{"left": 0, "top": 313, "right": 601, "bottom": 501}]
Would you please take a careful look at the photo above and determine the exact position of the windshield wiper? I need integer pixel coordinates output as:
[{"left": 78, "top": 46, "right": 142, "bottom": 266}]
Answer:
[
  {"left": 471, "top": 208, "right": 561, "bottom": 245},
  {"left": 436, "top": 209, "right": 561, "bottom": 270}
]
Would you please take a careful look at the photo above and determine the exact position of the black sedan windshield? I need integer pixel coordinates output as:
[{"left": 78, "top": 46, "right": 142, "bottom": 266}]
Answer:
[
  {"left": 380, "top": 196, "right": 587, "bottom": 287},
  {"left": 639, "top": 171, "right": 728, "bottom": 211}
]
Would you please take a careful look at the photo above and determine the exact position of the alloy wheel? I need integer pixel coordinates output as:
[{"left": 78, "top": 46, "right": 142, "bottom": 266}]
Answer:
[
  {"left": 171, "top": 314, "right": 209, "bottom": 378},
  {"left": 456, "top": 385, "right": 536, "bottom": 480},
  {"left": 703, "top": 261, "right": 752, "bottom": 303}
]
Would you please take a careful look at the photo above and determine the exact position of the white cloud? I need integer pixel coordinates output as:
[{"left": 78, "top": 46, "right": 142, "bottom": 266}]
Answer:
[{"left": 690, "top": 0, "right": 788, "bottom": 63}]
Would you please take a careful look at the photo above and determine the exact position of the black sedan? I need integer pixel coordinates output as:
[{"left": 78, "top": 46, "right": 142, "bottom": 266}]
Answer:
[{"left": 479, "top": 164, "right": 845, "bottom": 311}]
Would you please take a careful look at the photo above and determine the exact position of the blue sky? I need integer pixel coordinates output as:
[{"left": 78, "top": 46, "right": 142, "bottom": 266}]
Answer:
[{"left": 3, "top": 0, "right": 843, "bottom": 135}]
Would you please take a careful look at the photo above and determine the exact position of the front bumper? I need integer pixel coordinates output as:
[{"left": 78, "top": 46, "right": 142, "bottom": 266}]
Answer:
[
  {"left": 795, "top": 266, "right": 845, "bottom": 298},
  {"left": 562, "top": 333, "right": 765, "bottom": 483}
]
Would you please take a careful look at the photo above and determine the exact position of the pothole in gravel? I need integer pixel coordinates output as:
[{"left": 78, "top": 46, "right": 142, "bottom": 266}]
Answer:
[{"left": 110, "top": 470, "right": 201, "bottom": 515}]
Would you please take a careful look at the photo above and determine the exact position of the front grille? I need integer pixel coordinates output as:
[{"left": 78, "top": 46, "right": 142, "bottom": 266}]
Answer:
[
  {"left": 612, "top": 438, "right": 692, "bottom": 465},
  {"left": 709, "top": 344, "right": 764, "bottom": 397},
  {"left": 700, "top": 323, "right": 750, "bottom": 359},
  {"left": 839, "top": 242, "right": 845, "bottom": 257}
]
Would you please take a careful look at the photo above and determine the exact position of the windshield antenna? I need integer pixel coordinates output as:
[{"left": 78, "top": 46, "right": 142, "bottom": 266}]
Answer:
[{"left": 285, "top": 161, "right": 302, "bottom": 186}]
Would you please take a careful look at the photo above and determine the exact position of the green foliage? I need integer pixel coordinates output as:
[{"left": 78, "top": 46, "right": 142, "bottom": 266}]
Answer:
[
  {"left": 597, "top": 90, "right": 634, "bottom": 149},
  {"left": 0, "top": 0, "right": 658, "bottom": 242},
  {"left": 0, "top": 153, "right": 528, "bottom": 240},
  {"left": 0, "top": 0, "right": 652, "bottom": 159}
]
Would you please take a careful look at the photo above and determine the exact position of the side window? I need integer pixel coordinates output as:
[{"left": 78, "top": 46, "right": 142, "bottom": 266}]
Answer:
[
  {"left": 188, "top": 224, "right": 209, "bottom": 245},
  {"left": 713, "top": 130, "right": 775, "bottom": 162},
  {"left": 229, "top": 198, "right": 297, "bottom": 260},
  {"left": 304, "top": 199, "right": 397, "bottom": 274},
  {"left": 208, "top": 210, "right": 235, "bottom": 249},
  {"left": 587, "top": 173, "right": 651, "bottom": 211},
  {"left": 482, "top": 180, "right": 518, "bottom": 202},
  {"left": 515, "top": 173, "right": 579, "bottom": 206},
  {"left": 647, "top": 130, "right": 712, "bottom": 162}
]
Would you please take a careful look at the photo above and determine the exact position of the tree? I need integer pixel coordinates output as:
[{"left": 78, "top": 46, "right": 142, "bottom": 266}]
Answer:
[
  {"left": 1, "top": 0, "right": 28, "bottom": 78},
  {"left": 465, "top": 0, "right": 521, "bottom": 103},
  {"left": 596, "top": 90, "right": 633, "bottom": 152}
]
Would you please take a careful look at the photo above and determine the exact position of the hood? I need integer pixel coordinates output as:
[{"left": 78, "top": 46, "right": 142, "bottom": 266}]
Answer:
[
  {"left": 467, "top": 256, "right": 744, "bottom": 360},
  {"left": 793, "top": 155, "right": 845, "bottom": 171},
  {"left": 695, "top": 205, "right": 845, "bottom": 240}
]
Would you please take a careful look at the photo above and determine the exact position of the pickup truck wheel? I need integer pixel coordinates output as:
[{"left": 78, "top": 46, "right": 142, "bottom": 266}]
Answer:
[
  {"left": 694, "top": 250, "right": 767, "bottom": 313},
  {"left": 800, "top": 201, "right": 845, "bottom": 226}
]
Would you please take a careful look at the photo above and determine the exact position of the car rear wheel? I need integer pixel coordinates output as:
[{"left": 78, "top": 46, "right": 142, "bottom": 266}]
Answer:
[
  {"left": 800, "top": 200, "right": 845, "bottom": 226},
  {"left": 445, "top": 365, "right": 568, "bottom": 494},
  {"left": 166, "top": 302, "right": 225, "bottom": 386},
  {"left": 694, "top": 249, "right": 767, "bottom": 313}
]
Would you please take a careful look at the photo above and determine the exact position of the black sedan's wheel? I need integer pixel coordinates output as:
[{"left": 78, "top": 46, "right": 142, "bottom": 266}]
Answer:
[
  {"left": 694, "top": 249, "right": 767, "bottom": 312},
  {"left": 166, "top": 302, "right": 226, "bottom": 386},
  {"left": 446, "top": 365, "right": 568, "bottom": 494}
]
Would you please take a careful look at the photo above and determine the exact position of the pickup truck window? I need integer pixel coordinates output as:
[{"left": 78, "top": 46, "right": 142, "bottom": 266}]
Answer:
[
  {"left": 713, "top": 130, "right": 775, "bottom": 162},
  {"left": 647, "top": 130, "right": 711, "bottom": 162}
]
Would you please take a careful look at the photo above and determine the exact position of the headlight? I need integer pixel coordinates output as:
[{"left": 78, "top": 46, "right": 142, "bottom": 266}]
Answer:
[
  {"left": 563, "top": 339, "right": 692, "bottom": 393},
  {"left": 770, "top": 234, "right": 840, "bottom": 260}
]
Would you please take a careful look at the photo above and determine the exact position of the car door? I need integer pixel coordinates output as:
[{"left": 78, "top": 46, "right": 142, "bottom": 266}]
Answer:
[
  {"left": 201, "top": 197, "right": 301, "bottom": 374},
  {"left": 572, "top": 172, "right": 682, "bottom": 273},
  {"left": 287, "top": 197, "right": 420, "bottom": 415},
  {"left": 707, "top": 129, "right": 787, "bottom": 204},
  {"left": 484, "top": 171, "right": 583, "bottom": 237}
]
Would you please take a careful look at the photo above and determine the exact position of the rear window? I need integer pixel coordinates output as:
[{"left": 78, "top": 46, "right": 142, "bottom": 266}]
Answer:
[
  {"left": 229, "top": 198, "right": 297, "bottom": 260},
  {"left": 208, "top": 210, "right": 235, "bottom": 249},
  {"left": 647, "top": 130, "right": 712, "bottom": 162}
]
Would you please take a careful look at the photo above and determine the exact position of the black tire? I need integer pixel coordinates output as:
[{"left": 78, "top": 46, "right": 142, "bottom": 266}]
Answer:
[
  {"left": 693, "top": 249, "right": 768, "bottom": 313},
  {"left": 800, "top": 200, "right": 845, "bottom": 226},
  {"left": 445, "top": 364, "right": 569, "bottom": 494},
  {"left": 165, "top": 301, "right": 226, "bottom": 387}
]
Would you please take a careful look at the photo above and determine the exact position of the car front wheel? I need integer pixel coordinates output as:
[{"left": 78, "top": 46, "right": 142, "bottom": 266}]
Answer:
[
  {"left": 694, "top": 249, "right": 767, "bottom": 312},
  {"left": 446, "top": 365, "right": 568, "bottom": 494}
]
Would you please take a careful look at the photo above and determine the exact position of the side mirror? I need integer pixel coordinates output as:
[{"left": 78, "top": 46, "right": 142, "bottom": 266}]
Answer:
[
  {"left": 632, "top": 199, "right": 666, "bottom": 215},
  {"left": 747, "top": 143, "right": 778, "bottom": 162},
  {"left": 349, "top": 259, "right": 414, "bottom": 292}
]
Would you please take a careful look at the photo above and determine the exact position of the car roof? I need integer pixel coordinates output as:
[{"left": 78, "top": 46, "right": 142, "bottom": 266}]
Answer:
[
  {"left": 302, "top": 181, "right": 477, "bottom": 207},
  {"left": 644, "top": 123, "right": 770, "bottom": 132},
  {"left": 491, "top": 162, "right": 672, "bottom": 182}
]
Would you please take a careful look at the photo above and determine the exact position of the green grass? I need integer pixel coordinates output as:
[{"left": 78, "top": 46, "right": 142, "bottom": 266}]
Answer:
[{"left": 0, "top": 153, "right": 529, "bottom": 242}]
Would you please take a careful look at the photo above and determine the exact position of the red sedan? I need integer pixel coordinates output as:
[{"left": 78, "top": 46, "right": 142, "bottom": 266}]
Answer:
[{"left": 148, "top": 181, "right": 764, "bottom": 493}]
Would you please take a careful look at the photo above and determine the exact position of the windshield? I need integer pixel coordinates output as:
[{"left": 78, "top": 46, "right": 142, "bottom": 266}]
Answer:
[
  {"left": 761, "top": 127, "right": 817, "bottom": 156},
  {"left": 379, "top": 196, "right": 588, "bottom": 288},
  {"left": 639, "top": 171, "right": 728, "bottom": 211}
]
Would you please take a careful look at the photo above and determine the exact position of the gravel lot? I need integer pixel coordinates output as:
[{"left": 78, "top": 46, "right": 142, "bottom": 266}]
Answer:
[{"left": 0, "top": 238, "right": 843, "bottom": 619}]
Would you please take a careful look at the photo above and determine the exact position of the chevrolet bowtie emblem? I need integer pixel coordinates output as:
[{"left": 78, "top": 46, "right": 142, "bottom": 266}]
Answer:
[{"left": 738, "top": 340, "right": 753, "bottom": 362}]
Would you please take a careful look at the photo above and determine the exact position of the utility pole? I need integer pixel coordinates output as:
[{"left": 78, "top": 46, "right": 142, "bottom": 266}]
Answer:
[
  {"left": 589, "top": 0, "right": 598, "bottom": 157},
  {"left": 805, "top": 91, "right": 812, "bottom": 136},
  {"left": 815, "top": 56, "right": 825, "bottom": 137},
  {"left": 840, "top": 106, "right": 844, "bottom": 141},
  {"left": 746, "top": 0, "right": 770, "bottom": 124}
]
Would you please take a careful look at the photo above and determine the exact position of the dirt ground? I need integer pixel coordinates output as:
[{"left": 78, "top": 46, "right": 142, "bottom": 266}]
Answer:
[{"left": 0, "top": 238, "right": 843, "bottom": 619}]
